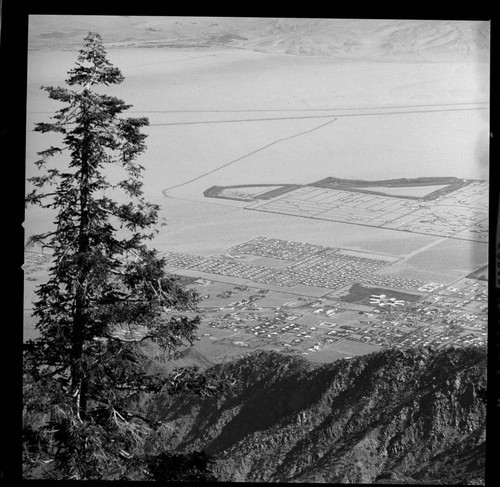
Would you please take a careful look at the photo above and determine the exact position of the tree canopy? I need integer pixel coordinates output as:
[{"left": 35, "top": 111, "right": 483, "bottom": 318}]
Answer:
[{"left": 23, "top": 32, "right": 223, "bottom": 480}]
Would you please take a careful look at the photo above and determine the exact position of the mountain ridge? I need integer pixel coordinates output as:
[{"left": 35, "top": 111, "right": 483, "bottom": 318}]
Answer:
[
  {"left": 138, "top": 346, "right": 487, "bottom": 483},
  {"left": 28, "top": 17, "right": 489, "bottom": 62}
]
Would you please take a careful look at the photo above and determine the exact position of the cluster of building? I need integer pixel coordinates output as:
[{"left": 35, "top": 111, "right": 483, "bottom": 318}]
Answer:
[
  {"left": 246, "top": 318, "right": 358, "bottom": 348},
  {"left": 350, "top": 320, "right": 487, "bottom": 349},
  {"left": 160, "top": 233, "right": 487, "bottom": 357},
  {"left": 246, "top": 305, "right": 486, "bottom": 351},
  {"left": 194, "top": 275, "right": 487, "bottom": 356},
  {"left": 435, "top": 280, "right": 487, "bottom": 301},
  {"left": 161, "top": 238, "right": 444, "bottom": 293},
  {"left": 229, "top": 236, "right": 329, "bottom": 261},
  {"left": 248, "top": 321, "right": 306, "bottom": 339}
]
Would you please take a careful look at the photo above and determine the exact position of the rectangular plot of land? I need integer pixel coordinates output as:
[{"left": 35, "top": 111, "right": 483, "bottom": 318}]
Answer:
[
  {"left": 247, "top": 185, "right": 488, "bottom": 242},
  {"left": 300, "top": 190, "right": 332, "bottom": 201},
  {"left": 314, "top": 192, "right": 349, "bottom": 204},
  {"left": 359, "top": 184, "right": 450, "bottom": 198},
  {"left": 451, "top": 218, "right": 488, "bottom": 242},
  {"left": 314, "top": 208, "right": 372, "bottom": 220},
  {"left": 260, "top": 196, "right": 326, "bottom": 209},
  {"left": 278, "top": 187, "right": 324, "bottom": 201},
  {"left": 271, "top": 201, "right": 331, "bottom": 213},
  {"left": 259, "top": 204, "right": 322, "bottom": 217},
  {"left": 382, "top": 206, "right": 488, "bottom": 238}
]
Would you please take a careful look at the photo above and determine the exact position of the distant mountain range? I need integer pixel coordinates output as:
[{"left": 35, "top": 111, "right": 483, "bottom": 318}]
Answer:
[
  {"left": 136, "top": 346, "right": 487, "bottom": 484},
  {"left": 29, "top": 16, "right": 490, "bottom": 62}
]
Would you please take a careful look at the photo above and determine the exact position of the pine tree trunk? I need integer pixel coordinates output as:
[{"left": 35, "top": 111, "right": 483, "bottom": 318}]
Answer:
[{"left": 71, "top": 116, "right": 92, "bottom": 421}]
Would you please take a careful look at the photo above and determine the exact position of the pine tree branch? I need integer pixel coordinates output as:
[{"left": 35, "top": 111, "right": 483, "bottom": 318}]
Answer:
[{"left": 38, "top": 365, "right": 71, "bottom": 380}]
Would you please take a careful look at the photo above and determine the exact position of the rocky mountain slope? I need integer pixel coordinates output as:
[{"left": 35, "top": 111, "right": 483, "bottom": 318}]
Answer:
[
  {"left": 140, "top": 346, "right": 487, "bottom": 484},
  {"left": 29, "top": 16, "right": 489, "bottom": 62}
]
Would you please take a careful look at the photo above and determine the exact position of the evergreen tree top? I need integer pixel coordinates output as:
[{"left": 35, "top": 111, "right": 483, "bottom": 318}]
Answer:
[{"left": 66, "top": 32, "right": 124, "bottom": 88}]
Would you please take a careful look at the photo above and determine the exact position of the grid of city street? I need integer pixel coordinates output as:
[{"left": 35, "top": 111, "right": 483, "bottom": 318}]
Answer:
[
  {"left": 155, "top": 233, "right": 488, "bottom": 362},
  {"left": 245, "top": 181, "right": 488, "bottom": 242},
  {"left": 184, "top": 274, "right": 487, "bottom": 362}
]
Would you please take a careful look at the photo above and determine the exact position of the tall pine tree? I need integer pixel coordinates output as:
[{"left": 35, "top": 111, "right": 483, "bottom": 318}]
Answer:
[{"left": 23, "top": 32, "right": 221, "bottom": 480}]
